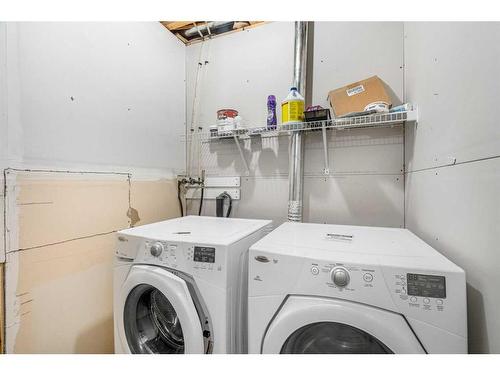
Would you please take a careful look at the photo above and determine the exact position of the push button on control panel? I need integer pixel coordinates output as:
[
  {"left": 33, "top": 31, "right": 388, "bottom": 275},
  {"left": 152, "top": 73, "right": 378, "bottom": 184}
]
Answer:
[
  {"left": 363, "top": 273, "right": 373, "bottom": 282},
  {"left": 311, "top": 266, "right": 320, "bottom": 276}
]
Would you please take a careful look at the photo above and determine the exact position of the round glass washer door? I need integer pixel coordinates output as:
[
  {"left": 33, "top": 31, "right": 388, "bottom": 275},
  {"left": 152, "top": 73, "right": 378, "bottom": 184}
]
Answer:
[
  {"left": 124, "top": 284, "right": 185, "bottom": 354},
  {"left": 280, "top": 322, "right": 393, "bottom": 354},
  {"left": 118, "top": 265, "right": 205, "bottom": 354}
]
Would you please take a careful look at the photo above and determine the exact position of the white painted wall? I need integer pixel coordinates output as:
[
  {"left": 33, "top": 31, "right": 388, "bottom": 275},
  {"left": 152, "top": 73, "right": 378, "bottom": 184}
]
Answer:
[
  {"left": 0, "top": 23, "right": 7, "bottom": 171},
  {"left": 186, "top": 22, "right": 294, "bottom": 129},
  {"left": 0, "top": 22, "right": 187, "bottom": 353},
  {"left": 1, "top": 23, "right": 8, "bottom": 262},
  {"left": 186, "top": 22, "right": 405, "bottom": 227},
  {"left": 3, "top": 22, "right": 185, "bottom": 175},
  {"left": 312, "top": 22, "right": 404, "bottom": 109},
  {"left": 404, "top": 22, "right": 500, "bottom": 353}
]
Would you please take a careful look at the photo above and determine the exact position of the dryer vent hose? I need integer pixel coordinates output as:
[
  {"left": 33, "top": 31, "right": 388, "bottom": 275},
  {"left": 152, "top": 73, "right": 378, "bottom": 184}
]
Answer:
[{"left": 216, "top": 192, "right": 232, "bottom": 218}]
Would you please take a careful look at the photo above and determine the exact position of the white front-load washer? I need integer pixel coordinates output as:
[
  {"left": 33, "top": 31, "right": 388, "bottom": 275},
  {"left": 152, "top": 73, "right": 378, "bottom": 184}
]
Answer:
[
  {"left": 248, "top": 222, "right": 467, "bottom": 354},
  {"left": 114, "top": 215, "right": 272, "bottom": 354}
]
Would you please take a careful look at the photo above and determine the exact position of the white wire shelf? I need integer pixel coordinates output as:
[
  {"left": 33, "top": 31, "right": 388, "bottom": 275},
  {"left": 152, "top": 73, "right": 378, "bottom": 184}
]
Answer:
[
  {"left": 185, "top": 109, "right": 418, "bottom": 142},
  {"left": 185, "top": 107, "right": 418, "bottom": 176}
]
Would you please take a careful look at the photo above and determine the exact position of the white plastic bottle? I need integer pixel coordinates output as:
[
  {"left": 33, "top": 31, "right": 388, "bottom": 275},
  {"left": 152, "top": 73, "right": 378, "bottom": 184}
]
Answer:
[{"left": 281, "top": 87, "right": 305, "bottom": 125}]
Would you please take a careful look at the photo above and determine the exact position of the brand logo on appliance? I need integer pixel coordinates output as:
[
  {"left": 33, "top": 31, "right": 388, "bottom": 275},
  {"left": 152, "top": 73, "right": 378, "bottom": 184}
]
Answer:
[{"left": 325, "top": 233, "right": 353, "bottom": 242}]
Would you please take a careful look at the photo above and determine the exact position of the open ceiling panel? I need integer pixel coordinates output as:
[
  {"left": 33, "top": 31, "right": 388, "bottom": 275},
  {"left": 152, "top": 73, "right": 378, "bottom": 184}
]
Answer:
[{"left": 160, "top": 21, "right": 266, "bottom": 44}]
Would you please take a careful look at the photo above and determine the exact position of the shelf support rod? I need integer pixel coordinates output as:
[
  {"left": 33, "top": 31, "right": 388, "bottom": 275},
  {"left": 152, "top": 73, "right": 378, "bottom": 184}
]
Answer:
[
  {"left": 233, "top": 134, "right": 250, "bottom": 176},
  {"left": 321, "top": 121, "right": 330, "bottom": 175}
]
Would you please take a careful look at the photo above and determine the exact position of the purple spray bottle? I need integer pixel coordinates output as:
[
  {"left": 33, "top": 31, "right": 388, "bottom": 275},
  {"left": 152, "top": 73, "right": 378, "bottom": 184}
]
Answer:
[{"left": 267, "top": 95, "right": 277, "bottom": 129}]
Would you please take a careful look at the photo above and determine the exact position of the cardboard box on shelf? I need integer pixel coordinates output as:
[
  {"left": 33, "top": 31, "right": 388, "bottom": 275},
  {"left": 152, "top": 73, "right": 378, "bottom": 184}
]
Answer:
[{"left": 327, "top": 76, "right": 392, "bottom": 118}]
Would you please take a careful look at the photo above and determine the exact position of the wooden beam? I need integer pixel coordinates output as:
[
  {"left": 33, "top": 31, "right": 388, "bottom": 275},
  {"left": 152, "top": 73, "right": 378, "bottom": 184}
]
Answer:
[
  {"left": 160, "top": 21, "right": 269, "bottom": 45},
  {"left": 186, "top": 21, "right": 269, "bottom": 46},
  {"left": 161, "top": 21, "right": 195, "bottom": 31},
  {"left": 233, "top": 21, "right": 251, "bottom": 30},
  {"left": 175, "top": 32, "right": 189, "bottom": 44}
]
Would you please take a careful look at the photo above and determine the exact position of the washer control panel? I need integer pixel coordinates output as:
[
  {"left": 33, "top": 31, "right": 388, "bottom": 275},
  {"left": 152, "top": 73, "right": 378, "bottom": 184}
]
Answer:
[
  {"left": 190, "top": 245, "right": 221, "bottom": 272},
  {"left": 193, "top": 246, "right": 216, "bottom": 263},
  {"left": 144, "top": 241, "right": 179, "bottom": 266},
  {"left": 142, "top": 241, "right": 223, "bottom": 273}
]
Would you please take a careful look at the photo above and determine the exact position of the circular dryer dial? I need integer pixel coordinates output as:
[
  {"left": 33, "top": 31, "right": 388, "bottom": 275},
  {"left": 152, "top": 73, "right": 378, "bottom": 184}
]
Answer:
[
  {"left": 331, "top": 267, "right": 350, "bottom": 287},
  {"left": 150, "top": 242, "right": 164, "bottom": 257}
]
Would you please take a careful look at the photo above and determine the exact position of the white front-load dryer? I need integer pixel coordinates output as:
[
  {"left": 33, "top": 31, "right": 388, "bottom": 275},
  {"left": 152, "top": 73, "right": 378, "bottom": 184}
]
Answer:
[
  {"left": 248, "top": 222, "right": 467, "bottom": 354},
  {"left": 114, "top": 215, "right": 272, "bottom": 354}
]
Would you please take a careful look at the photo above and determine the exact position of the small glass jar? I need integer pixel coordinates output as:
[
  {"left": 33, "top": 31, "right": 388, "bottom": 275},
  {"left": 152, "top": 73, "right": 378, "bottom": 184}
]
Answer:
[{"left": 209, "top": 125, "right": 218, "bottom": 138}]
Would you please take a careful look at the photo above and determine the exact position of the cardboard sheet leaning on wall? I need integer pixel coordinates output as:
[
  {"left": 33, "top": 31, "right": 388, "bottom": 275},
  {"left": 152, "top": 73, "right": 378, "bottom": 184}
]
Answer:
[
  {"left": 1, "top": 263, "right": 4, "bottom": 354},
  {"left": 2, "top": 169, "right": 180, "bottom": 353}
]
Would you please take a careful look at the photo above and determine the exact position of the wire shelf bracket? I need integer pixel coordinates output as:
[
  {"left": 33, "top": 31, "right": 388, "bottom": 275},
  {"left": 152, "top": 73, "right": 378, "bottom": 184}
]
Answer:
[{"left": 233, "top": 134, "right": 250, "bottom": 176}]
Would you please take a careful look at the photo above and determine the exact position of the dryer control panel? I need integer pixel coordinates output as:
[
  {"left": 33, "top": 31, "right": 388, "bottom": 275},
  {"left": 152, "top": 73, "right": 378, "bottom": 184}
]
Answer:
[
  {"left": 308, "top": 261, "right": 380, "bottom": 294},
  {"left": 392, "top": 272, "right": 446, "bottom": 312},
  {"left": 306, "top": 260, "right": 449, "bottom": 314},
  {"left": 385, "top": 266, "right": 467, "bottom": 339}
]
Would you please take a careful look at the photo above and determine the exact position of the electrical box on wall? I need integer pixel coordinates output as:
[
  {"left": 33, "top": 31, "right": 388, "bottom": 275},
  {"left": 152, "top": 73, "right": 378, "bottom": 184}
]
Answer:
[
  {"left": 185, "top": 176, "right": 241, "bottom": 200},
  {"left": 186, "top": 188, "right": 240, "bottom": 200},
  {"left": 204, "top": 176, "right": 240, "bottom": 187}
]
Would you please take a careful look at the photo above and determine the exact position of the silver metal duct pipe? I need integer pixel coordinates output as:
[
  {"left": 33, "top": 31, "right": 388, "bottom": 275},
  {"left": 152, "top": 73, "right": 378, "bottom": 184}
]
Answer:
[
  {"left": 287, "top": 21, "right": 309, "bottom": 222},
  {"left": 184, "top": 22, "right": 233, "bottom": 38}
]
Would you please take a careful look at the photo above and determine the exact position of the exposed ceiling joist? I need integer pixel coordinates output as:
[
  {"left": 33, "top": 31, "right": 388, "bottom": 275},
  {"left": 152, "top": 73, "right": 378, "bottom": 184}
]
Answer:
[
  {"left": 160, "top": 21, "right": 266, "bottom": 45},
  {"left": 160, "top": 21, "right": 193, "bottom": 31}
]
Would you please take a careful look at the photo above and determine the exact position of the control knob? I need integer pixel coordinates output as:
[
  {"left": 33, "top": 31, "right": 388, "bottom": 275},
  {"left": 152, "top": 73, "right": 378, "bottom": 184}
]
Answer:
[
  {"left": 150, "top": 242, "right": 164, "bottom": 257},
  {"left": 331, "top": 267, "right": 350, "bottom": 287}
]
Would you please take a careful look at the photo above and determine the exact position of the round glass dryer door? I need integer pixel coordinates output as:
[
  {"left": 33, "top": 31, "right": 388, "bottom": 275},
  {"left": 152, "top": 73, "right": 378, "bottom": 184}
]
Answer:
[
  {"left": 280, "top": 322, "right": 393, "bottom": 354},
  {"left": 261, "top": 296, "right": 426, "bottom": 354},
  {"left": 124, "top": 284, "right": 185, "bottom": 354}
]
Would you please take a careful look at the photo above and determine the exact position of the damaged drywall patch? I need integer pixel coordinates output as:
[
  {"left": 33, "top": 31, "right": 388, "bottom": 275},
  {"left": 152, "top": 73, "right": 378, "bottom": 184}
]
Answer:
[
  {"left": 3, "top": 169, "right": 180, "bottom": 353},
  {"left": 0, "top": 263, "right": 4, "bottom": 353},
  {"left": 2, "top": 169, "right": 128, "bottom": 353},
  {"left": 129, "top": 179, "right": 181, "bottom": 225},
  {"left": 127, "top": 207, "right": 140, "bottom": 227},
  {"left": 1, "top": 173, "right": 6, "bottom": 354},
  {"left": 127, "top": 179, "right": 181, "bottom": 227},
  {"left": 1, "top": 173, "right": 5, "bottom": 263},
  {"left": 14, "top": 173, "right": 129, "bottom": 250},
  {"left": 5, "top": 250, "right": 20, "bottom": 354},
  {"left": 3, "top": 170, "right": 20, "bottom": 354},
  {"left": 13, "top": 233, "right": 115, "bottom": 353}
]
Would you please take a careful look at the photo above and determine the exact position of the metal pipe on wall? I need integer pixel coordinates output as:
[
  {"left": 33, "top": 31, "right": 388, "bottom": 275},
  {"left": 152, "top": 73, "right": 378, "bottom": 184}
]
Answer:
[{"left": 287, "top": 21, "right": 309, "bottom": 222}]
